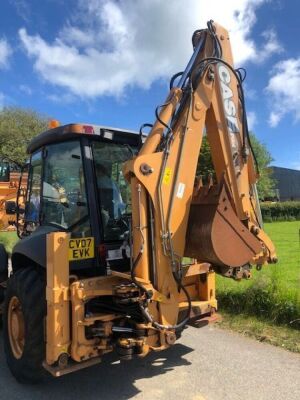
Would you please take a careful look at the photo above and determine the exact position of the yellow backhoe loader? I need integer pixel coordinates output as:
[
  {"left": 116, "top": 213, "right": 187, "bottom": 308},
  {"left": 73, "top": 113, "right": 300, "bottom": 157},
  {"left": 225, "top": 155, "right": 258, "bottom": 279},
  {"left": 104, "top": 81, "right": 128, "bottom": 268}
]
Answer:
[
  {"left": 0, "top": 21, "right": 276, "bottom": 383},
  {"left": 0, "top": 159, "right": 24, "bottom": 231}
]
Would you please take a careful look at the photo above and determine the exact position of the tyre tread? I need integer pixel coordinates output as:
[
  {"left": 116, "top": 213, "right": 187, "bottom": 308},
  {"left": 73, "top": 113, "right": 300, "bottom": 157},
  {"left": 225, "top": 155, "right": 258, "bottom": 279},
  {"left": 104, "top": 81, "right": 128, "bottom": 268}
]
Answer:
[{"left": 3, "top": 267, "right": 46, "bottom": 383}]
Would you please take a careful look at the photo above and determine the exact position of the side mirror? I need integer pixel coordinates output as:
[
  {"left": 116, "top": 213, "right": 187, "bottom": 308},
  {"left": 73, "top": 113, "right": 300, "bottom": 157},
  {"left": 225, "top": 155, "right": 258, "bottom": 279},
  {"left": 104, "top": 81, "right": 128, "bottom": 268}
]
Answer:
[{"left": 5, "top": 200, "right": 17, "bottom": 215}]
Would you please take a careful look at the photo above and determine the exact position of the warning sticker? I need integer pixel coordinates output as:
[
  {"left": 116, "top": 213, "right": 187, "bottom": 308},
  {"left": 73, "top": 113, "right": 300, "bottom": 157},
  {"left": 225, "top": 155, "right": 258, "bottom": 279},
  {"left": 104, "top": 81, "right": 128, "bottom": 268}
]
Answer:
[
  {"left": 69, "top": 237, "right": 94, "bottom": 261},
  {"left": 176, "top": 182, "right": 185, "bottom": 199},
  {"left": 163, "top": 167, "right": 172, "bottom": 185}
]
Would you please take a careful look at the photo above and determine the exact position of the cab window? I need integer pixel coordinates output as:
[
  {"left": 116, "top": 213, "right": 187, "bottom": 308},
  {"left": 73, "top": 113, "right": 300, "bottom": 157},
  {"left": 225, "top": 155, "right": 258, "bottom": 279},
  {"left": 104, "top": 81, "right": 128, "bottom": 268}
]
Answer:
[
  {"left": 25, "top": 151, "right": 42, "bottom": 228},
  {"left": 92, "top": 142, "right": 133, "bottom": 241},
  {"left": 41, "top": 141, "right": 90, "bottom": 234}
]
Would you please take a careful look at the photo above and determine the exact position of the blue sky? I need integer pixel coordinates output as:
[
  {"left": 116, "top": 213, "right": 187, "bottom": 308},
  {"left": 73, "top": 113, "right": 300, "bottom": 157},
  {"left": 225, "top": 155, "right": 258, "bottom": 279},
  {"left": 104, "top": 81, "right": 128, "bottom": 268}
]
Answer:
[{"left": 0, "top": 0, "right": 299, "bottom": 169}]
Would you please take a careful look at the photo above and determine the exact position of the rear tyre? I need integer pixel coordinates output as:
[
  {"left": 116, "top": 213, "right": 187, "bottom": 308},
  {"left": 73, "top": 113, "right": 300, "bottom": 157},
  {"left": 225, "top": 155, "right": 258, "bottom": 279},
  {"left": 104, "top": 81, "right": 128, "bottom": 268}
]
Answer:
[
  {"left": 0, "top": 243, "right": 9, "bottom": 328},
  {"left": 0, "top": 243, "right": 8, "bottom": 283},
  {"left": 3, "top": 267, "right": 46, "bottom": 383},
  {"left": 0, "top": 286, "right": 4, "bottom": 328}
]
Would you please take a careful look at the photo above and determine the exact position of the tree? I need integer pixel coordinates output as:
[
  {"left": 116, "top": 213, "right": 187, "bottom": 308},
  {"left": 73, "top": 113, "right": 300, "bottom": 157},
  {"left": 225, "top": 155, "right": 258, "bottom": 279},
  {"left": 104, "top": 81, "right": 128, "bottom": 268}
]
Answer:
[
  {"left": 197, "top": 135, "right": 214, "bottom": 178},
  {"left": 0, "top": 107, "right": 49, "bottom": 165},
  {"left": 248, "top": 133, "right": 276, "bottom": 199},
  {"left": 197, "top": 133, "right": 275, "bottom": 199}
]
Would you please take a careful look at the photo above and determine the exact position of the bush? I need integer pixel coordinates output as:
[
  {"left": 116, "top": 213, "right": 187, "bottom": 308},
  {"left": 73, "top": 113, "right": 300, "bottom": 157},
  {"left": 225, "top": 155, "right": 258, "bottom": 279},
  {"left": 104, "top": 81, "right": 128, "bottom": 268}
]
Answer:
[
  {"left": 218, "top": 274, "right": 300, "bottom": 328},
  {"left": 261, "top": 201, "right": 300, "bottom": 222},
  {"left": 0, "top": 232, "right": 18, "bottom": 254}
]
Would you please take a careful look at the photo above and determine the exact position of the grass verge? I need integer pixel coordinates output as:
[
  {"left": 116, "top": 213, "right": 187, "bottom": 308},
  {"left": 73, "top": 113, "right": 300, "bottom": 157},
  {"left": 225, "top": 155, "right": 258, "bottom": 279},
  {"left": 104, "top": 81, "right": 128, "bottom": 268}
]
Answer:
[
  {"left": 217, "top": 221, "right": 300, "bottom": 350},
  {"left": 217, "top": 221, "right": 300, "bottom": 326},
  {"left": 218, "top": 312, "right": 300, "bottom": 353}
]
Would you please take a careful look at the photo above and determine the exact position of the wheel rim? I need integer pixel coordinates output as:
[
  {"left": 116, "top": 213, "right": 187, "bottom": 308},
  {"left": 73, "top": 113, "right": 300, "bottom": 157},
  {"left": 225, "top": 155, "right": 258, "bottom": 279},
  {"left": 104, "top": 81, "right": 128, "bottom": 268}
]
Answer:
[{"left": 8, "top": 296, "right": 25, "bottom": 359}]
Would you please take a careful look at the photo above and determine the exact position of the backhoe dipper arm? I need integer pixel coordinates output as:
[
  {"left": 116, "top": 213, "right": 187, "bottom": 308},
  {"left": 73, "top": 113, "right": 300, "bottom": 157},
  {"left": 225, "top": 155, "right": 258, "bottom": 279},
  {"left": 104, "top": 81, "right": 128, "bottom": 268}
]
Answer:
[{"left": 123, "top": 21, "right": 277, "bottom": 331}]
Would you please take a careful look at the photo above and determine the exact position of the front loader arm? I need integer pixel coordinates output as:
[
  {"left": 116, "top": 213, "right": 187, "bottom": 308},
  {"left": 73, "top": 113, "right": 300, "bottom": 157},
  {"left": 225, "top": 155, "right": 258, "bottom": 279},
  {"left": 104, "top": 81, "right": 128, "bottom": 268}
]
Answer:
[{"left": 123, "top": 21, "right": 277, "bottom": 331}]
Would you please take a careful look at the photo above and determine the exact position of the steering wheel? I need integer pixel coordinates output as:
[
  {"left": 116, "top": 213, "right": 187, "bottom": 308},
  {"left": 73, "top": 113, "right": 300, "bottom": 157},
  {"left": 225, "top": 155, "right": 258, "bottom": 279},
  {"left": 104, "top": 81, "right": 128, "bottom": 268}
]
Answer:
[{"left": 107, "top": 215, "right": 129, "bottom": 231}]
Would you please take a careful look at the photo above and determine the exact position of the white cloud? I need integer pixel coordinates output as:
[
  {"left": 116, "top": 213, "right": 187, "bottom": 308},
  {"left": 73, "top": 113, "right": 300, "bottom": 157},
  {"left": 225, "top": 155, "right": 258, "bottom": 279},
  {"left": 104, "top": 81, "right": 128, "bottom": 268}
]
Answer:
[
  {"left": 60, "top": 26, "right": 95, "bottom": 48},
  {"left": 266, "top": 58, "right": 300, "bottom": 127},
  {"left": 47, "top": 93, "right": 75, "bottom": 104},
  {"left": 268, "top": 111, "right": 282, "bottom": 127},
  {"left": 258, "top": 29, "right": 283, "bottom": 63},
  {"left": 0, "top": 38, "right": 12, "bottom": 69},
  {"left": 19, "top": 84, "right": 32, "bottom": 95},
  {"left": 19, "top": 0, "right": 276, "bottom": 98},
  {"left": 9, "top": 0, "right": 31, "bottom": 22},
  {"left": 247, "top": 111, "right": 257, "bottom": 130},
  {"left": 244, "top": 83, "right": 257, "bottom": 100}
]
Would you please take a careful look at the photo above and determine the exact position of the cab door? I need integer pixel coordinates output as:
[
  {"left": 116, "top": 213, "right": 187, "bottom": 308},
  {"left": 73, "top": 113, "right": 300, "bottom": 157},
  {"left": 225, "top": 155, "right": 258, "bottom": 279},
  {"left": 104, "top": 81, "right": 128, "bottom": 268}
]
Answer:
[
  {"left": 91, "top": 140, "right": 133, "bottom": 272},
  {"left": 23, "top": 150, "right": 43, "bottom": 233},
  {"left": 41, "top": 140, "right": 90, "bottom": 235}
]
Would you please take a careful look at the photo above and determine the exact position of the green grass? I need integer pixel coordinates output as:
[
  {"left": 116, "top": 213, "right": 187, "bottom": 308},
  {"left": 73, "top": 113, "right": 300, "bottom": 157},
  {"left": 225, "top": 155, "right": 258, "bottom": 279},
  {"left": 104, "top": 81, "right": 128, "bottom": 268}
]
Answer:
[
  {"left": 0, "top": 231, "right": 18, "bottom": 254},
  {"left": 218, "top": 312, "right": 300, "bottom": 353},
  {"left": 217, "top": 221, "right": 300, "bottom": 329}
]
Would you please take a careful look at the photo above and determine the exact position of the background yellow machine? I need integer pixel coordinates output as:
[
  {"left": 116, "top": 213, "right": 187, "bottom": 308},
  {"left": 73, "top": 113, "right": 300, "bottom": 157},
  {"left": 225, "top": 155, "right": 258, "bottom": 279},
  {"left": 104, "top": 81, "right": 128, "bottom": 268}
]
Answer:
[
  {"left": 0, "top": 159, "right": 24, "bottom": 231},
  {"left": 0, "top": 21, "right": 276, "bottom": 383}
]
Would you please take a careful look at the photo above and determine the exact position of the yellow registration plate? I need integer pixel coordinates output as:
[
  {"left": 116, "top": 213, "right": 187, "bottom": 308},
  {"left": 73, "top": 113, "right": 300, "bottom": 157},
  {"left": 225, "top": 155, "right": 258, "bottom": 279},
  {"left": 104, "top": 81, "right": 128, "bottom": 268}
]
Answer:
[{"left": 68, "top": 237, "right": 95, "bottom": 261}]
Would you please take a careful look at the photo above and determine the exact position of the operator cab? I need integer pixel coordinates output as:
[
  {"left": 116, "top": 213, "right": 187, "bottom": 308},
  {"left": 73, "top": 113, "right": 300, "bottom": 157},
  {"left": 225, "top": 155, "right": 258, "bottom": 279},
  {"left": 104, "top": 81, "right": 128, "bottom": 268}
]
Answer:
[{"left": 14, "top": 123, "right": 141, "bottom": 276}]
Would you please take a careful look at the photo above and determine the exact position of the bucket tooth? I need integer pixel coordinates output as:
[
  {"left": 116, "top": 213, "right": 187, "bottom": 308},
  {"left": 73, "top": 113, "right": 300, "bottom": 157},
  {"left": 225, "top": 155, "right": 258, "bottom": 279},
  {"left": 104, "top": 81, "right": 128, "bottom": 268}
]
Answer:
[{"left": 184, "top": 180, "right": 262, "bottom": 268}]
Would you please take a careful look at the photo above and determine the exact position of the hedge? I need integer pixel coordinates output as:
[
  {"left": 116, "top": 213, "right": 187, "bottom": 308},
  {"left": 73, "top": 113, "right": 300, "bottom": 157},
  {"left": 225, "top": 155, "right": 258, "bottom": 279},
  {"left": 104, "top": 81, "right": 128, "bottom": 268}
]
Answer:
[{"left": 261, "top": 201, "right": 300, "bottom": 222}]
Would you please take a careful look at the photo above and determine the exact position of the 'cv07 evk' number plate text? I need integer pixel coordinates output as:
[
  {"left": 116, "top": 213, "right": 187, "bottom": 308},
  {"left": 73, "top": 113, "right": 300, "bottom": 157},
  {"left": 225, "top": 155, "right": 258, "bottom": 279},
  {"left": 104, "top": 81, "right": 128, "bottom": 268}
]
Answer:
[{"left": 68, "top": 237, "right": 95, "bottom": 261}]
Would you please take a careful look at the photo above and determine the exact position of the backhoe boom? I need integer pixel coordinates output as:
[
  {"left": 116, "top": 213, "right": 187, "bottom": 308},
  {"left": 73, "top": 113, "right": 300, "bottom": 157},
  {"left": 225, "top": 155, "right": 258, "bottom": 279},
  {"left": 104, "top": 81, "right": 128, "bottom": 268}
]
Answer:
[{"left": 124, "top": 20, "right": 276, "bottom": 330}]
